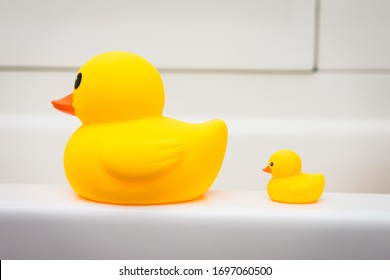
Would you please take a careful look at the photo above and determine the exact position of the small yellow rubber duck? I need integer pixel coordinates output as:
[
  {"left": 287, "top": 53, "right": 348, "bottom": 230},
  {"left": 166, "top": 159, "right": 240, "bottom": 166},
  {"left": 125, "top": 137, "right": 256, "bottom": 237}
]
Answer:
[
  {"left": 52, "top": 51, "right": 227, "bottom": 205},
  {"left": 262, "top": 149, "right": 325, "bottom": 204}
]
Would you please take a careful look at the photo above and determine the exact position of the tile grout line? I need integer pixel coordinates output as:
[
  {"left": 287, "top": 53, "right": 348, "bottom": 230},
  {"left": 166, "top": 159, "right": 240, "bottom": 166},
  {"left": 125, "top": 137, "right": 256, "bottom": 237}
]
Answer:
[
  {"left": 313, "top": 0, "right": 321, "bottom": 72},
  {"left": 1, "top": 65, "right": 390, "bottom": 75},
  {"left": 0, "top": 65, "right": 312, "bottom": 75}
]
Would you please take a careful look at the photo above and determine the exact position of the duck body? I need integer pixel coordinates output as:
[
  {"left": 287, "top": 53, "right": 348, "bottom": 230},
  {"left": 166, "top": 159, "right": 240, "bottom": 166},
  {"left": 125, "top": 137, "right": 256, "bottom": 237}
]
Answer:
[
  {"left": 267, "top": 173, "right": 325, "bottom": 204},
  {"left": 65, "top": 117, "right": 227, "bottom": 205},
  {"left": 263, "top": 149, "right": 325, "bottom": 204}
]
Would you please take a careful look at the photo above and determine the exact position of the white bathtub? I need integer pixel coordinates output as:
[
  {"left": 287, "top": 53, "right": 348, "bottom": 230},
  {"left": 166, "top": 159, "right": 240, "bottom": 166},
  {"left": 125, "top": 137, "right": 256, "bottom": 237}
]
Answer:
[
  {"left": 1, "top": 183, "right": 389, "bottom": 259},
  {"left": 1, "top": 71, "right": 390, "bottom": 259}
]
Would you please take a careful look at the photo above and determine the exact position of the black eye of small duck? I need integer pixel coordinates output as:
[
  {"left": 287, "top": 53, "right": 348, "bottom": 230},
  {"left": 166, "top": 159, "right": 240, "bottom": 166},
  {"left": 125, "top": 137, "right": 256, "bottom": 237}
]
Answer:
[
  {"left": 74, "top": 73, "right": 82, "bottom": 89},
  {"left": 270, "top": 162, "right": 273, "bottom": 167}
]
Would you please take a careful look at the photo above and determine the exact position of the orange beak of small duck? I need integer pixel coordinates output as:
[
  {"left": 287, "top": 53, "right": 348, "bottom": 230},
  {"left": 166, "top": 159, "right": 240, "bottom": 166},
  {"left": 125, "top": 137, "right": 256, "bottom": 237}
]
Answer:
[
  {"left": 262, "top": 166, "right": 271, "bottom": 173},
  {"left": 51, "top": 93, "right": 75, "bottom": 115}
]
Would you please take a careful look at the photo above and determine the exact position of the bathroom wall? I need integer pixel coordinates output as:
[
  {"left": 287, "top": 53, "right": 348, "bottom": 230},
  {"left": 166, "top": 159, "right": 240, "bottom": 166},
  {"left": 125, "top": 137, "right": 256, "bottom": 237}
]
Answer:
[{"left": 1, "top": 0, "right": 389, "bottom": 193}]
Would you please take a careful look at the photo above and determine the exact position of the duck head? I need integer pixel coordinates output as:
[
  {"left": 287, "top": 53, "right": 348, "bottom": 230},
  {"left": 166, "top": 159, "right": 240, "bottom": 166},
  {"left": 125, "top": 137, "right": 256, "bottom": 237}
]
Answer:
[
  {"left": 262, "top": 149, "right": 302, "bottom": 178},
  {"left": 52, "top": 51, "right": 165, "bottom": 124}
]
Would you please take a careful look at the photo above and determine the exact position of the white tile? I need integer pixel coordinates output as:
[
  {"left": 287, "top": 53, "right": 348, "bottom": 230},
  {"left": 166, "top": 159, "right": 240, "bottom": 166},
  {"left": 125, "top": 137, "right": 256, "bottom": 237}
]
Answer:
[
  {"left": 162, "top": 71, "right": 390, "bottom": 120},
  {"left": 2, "top": 71, "right": 390, "bottom": 120},
  {"left": 0, "top": 0, "right": 315, "bottom": 70},
  {"left": 319, "top": 0, "right": 390, "bottom": 69}
]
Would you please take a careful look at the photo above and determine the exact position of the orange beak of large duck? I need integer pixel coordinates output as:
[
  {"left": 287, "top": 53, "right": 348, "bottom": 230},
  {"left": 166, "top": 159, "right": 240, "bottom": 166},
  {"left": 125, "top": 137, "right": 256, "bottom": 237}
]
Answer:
[
  {"left": 51, "top": 93, "right": 75, "bottom": 115},
  {"left": 262, "top": 166, "right": 271, "bottom": 173}
]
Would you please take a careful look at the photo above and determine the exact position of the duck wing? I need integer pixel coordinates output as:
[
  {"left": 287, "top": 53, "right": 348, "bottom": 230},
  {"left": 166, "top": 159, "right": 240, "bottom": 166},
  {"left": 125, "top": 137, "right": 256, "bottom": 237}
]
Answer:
[
  {"left": 287, "top": 174, "right": 325, "bottom": 195},
  {"left": 101, "top": 138, "right": 184, "bottom": 179}
]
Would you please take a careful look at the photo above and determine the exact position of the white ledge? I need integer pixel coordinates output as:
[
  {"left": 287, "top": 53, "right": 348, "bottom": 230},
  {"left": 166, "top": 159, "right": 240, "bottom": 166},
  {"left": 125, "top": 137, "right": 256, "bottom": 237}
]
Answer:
[{"left": 1, "top": 183, "right": 390, "bottom": 259}]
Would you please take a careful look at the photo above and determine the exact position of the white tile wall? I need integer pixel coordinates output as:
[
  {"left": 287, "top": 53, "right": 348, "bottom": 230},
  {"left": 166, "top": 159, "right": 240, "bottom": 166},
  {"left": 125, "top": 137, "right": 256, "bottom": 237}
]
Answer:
[
  {"left": 0, "top": 0, "right": 315, "bottom": 70},
  {"left": 2, "top": 71, "right": 390, "bottom": 119},
  {"left": 319, "top": 0, "right": 390, "bottom": 69}
]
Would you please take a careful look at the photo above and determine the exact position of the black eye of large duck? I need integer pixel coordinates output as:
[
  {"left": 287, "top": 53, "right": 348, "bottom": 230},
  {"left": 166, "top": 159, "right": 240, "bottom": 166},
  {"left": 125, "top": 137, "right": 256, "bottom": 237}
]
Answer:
[
  {"left": 270, "top": 162, "right": 274, "bottom": 167},
  {"left": 74, "top": 73, "right": 82, "bottom": 89}
]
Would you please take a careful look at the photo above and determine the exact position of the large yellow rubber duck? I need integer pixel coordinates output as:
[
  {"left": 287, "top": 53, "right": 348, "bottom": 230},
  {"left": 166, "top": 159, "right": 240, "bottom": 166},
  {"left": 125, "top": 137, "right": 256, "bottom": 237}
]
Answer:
[
  {"left": 52, "top": 51, "right": 228, "bottom": 205},
  {"left": 262, "top": 150, "right": 325, "bottom": 204}
]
